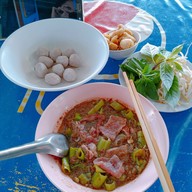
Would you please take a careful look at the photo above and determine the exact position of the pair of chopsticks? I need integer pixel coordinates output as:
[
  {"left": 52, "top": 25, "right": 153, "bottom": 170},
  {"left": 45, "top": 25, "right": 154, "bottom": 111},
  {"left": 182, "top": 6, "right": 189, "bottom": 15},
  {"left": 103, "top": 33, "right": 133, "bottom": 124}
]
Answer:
[{"left": 122, "top": 72, "right": 175, "bottom": 192}]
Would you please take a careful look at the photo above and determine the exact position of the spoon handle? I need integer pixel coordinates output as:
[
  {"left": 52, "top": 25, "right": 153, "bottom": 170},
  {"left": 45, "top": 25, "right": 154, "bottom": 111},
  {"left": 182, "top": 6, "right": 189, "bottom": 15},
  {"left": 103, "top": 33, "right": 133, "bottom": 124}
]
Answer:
[{"left": 0, "top": 140, "right": 49, "bottom": 161}]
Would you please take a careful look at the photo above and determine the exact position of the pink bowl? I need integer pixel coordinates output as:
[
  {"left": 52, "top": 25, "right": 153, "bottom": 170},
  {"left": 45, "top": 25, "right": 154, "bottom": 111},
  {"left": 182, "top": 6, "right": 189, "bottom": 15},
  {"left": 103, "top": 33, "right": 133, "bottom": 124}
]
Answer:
[{"left": 35, "top": 82, "right": 169, "bottom": 192}]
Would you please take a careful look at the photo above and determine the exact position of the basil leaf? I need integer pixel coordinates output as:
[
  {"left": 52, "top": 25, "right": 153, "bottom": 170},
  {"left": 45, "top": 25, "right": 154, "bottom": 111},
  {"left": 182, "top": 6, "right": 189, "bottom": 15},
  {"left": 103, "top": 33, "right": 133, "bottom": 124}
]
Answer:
[
  {"left": 142, "top": 64, "right": 153, "bottom": 75},
  {"left": 147, "top": 70, "right": 161, "bottom": 85},
  {"left": 120, "top": 58, "right": 145, "bottom": 76},
  {"left": 153, "top": 53, "right": 166, "bottom": 65},
  {"left": 139, "top": 59, "right": 149, "bottom": 69},
  {"left": 160, "top": 62, "right": 174, "bottom": 91},
  {"left": 168, "top": 44, "right": 183, "bottom": 59},
  {"left": 173, "top": 61, "right": 183, "bottom": 71},
  {"left": 140, "top": 43, "right": 160, "bottom": 60},
  {"left": 131, "top": 58, "right": 145, "bottom": 70},
  {"left": 135, "top": 78, "right": 148, "bottom": 97},
  {"left": 120, "top": 62, "right": 139, "bottom": 76},
  {"left": 165, "top": 75, "right": 180, "bottom": 107},
  {"left": 135, "top": 78, "right": 159, "bottom": 100}
]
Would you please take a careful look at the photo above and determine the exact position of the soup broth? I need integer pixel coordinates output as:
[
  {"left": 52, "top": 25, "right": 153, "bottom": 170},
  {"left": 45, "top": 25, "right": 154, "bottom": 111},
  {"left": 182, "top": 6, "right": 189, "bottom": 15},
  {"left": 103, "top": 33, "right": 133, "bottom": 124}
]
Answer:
[{"left": 57, "top": 98, "right": 150, "bottom": 191}]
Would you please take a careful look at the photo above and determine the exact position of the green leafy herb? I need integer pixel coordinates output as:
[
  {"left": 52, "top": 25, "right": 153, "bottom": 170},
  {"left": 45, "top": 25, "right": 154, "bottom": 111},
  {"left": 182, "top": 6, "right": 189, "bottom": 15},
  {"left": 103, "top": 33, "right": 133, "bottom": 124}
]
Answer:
[
  {"left": 135, "top": 78, "right": 159, "bottom": 100},
  {"left": 120, "top": 43, "right": 184, "bottom": 108},
  {"left": 168, "top": 44, "right": 184, "bottom": 59},
  {"left": 160, "top": 62, "right": 174, "bottom": 91},
  {"left": 153, "top": 53, "right": 166, "bottom": 65},
  {"left": 140, "top": 43, "right": 160, "bottom": 60},
  {"left": 173, "top": 61, "right": 183, "bottom": 71},
  {"left": 164, "top": 75, "right": 180, "bottom": 108}
]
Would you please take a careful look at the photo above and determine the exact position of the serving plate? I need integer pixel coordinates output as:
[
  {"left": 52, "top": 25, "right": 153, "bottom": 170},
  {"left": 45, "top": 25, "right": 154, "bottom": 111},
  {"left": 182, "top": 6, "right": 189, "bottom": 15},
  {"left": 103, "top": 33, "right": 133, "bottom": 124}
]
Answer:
[
  {"left": 118, "top": 52, "right": 192, "bottom": 113},
  {"left": 35, "top": 82, "right": 169, "bottom": 192}
]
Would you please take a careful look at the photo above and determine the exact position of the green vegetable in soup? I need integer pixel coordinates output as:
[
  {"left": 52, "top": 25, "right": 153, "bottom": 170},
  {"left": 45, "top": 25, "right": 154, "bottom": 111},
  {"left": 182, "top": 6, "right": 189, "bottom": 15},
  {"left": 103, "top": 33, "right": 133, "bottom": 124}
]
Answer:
[
  {"left": 132, "top": 148, "right": 147, "bottom": 173},
  {"left": 91, "top": 172, "right": 107, "bottom": 189},
  {"left": 65, "top": 127, "right": 72, "bottom": 136},
  {"left": 78, "top": 173, "right": 91, "bottom": 185},
  {"left": 121, "top": 109, "right": 134, "bottom": 119},
  {"left": 71, "top": 163, "right": 85, "bottom": 170},
  {"left": 137, "top": 160, "right": 147, "bottom": 173},
  {"left": 88, "top": 99, "right": 105, "bottom": 114},
  {"left": 69, "top": 147, "right": 85, "bottom": 160},
  {"left": 76, "top": 148, "right": 85, "bottom": 160},
  {"left": 110, "top": 101, "right": 125, "bottom": 111},
  {"left": 69, "top": 147, "right": 77, "bottom": 158},
  {"left": 132, "top": 148, "right": 145, "bottom": 163},
  {"left": 74, "top": 113, "right": 82, "bottom": 121},
  {"left": 137, "top": 131, "right": 146, "bottom": 148},
  {"left": 119, "top": 174, "right": 126, "bottom": 181},
  {"left": 104, "top": 180, "right": 116, "bottom": 191},
  {"left": 62, "top": 157, "right": 71, "bottom": 173},
  {"left": 97, "top": 137, "right": 111, "bottom": 151},
  {"left": 94, "top": 165, "right": 106, "bottom": 173}
]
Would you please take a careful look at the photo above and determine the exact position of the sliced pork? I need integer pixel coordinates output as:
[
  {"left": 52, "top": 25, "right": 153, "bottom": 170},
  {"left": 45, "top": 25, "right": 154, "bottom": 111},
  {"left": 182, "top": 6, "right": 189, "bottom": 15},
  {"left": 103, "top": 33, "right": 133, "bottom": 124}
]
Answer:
[
  {"left": 105, "top": 144, "right": 128, "bottom": 158},
  {"left": 93, "top": 155, "right": 125, "bottom": 178},
  {"left": 81, "top": 143, "right": 98, "bottom": 160},
  {"left": 99, "top": 115, "right": 127, "bottom": 140}
]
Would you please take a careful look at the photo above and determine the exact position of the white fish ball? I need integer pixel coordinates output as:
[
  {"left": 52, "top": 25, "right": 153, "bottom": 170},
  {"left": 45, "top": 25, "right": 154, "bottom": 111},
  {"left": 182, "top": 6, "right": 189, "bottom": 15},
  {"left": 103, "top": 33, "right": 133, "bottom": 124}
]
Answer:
[
  {"left": 38, "top": 56, "right": 54, "bottom": 68},
  {"left": 62, "top": 48, "right": 76, "bottom": 57},
  {"left": 63, "top": 68, "right": 77, "bottom": 82},
  {"left": 34, "top": 62, "right": 48, "bottom": 78},
  {"left": 56, "top": 56, "right": 69, "bottom": 67},
  {"left": 38, "top": 47, "right": 49, "bottom": 56},
  {"left": 69, "top": 54, "right": 81, "bottom": 67},
  {"left": 49, "top": 48, "right": 62, "bottom": 61},
  {"left": 52, "top": 64, "right": 64, "bottom": 77},
  {"left": 120, "top": 38, "right": 134, "bottom": 49},
  {"left": 45, "top": 73, "right": 61, "bottom": 85}
]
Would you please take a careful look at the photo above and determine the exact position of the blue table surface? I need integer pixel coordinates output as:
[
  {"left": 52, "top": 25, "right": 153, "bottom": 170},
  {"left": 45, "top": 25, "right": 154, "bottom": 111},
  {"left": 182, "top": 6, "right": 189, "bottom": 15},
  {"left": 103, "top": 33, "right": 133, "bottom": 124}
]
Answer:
[{"left": 0, "top": 0, "right": 192, "bottom": 191}]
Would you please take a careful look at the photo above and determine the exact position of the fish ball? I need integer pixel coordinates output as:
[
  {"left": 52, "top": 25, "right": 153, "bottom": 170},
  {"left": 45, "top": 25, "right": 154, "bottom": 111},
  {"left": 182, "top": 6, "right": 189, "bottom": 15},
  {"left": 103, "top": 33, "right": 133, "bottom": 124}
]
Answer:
[
  {"left": 62, "top": 48, "right": 76, "bottom": 57},
  {"left": 120, "top": 39, "right": 134, "bottom": 49},
  {"left": 63, "top": 68, "right": 77, "bottom": 82},
  {"left": 69, "top": 54, "right": 81, "bottom": 67},
  {"left": 49, "top": 48, "right": 62, "bottom": 61},
  {"left": 52, "top": 64, "right": 64, "bottom": 77},
  {"left": 45, "top": 73, "right": 61, "bottom": 85},
  {"left": 34, "top": 62, "right": 48, "bottom": 78},
  {"left": 38, "top": 47, "right": 49, "bottom": 56},
  {"left": 39, "top": 56, "right": 54, "bottom": 68},
  {"left": 56, "top": 56, "right": 69, "bottom": 67}
]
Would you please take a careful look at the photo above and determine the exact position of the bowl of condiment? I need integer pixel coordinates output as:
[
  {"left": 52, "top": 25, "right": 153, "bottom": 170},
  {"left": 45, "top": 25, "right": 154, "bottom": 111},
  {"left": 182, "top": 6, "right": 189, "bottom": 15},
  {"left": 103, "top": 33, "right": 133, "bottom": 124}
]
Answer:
[{"left": 104, "top": 24, "right": 141, "bottom": 60}]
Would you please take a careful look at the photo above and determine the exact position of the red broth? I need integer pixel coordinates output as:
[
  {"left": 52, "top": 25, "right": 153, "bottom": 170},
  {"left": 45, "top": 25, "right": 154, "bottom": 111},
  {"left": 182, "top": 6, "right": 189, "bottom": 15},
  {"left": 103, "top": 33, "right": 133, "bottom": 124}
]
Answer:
[{"left": 57, "top": 98, "right": 150, "bottom": 190}]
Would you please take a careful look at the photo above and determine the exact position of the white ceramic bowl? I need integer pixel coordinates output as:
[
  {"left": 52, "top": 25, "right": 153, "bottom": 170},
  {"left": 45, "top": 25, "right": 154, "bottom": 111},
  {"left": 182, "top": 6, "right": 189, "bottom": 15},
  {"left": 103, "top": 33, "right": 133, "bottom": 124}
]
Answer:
[
  {"left": 35, "top": 82, "right": 169, "bottom": 192},
  {"left": 0, "top": 18, "right": 109, "bottom": 91},
  {"left": 107, "top": 30, "right": 141, "bottom": 60}
]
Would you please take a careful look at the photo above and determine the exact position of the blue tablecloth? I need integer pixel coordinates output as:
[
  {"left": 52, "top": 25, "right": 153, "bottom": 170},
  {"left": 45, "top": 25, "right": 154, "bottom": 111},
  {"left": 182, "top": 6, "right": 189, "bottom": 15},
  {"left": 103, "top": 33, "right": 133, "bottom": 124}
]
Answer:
[{"left": 0, "top": 0, "right": 192, "bottom": 191}]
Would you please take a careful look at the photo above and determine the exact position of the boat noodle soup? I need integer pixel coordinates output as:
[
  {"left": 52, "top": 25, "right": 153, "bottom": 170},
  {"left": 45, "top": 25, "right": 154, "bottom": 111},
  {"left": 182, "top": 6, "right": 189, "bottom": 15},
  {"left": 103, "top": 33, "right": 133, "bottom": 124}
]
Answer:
[{"left": 56, "top": 98, "right": 150, "bottom": 191}]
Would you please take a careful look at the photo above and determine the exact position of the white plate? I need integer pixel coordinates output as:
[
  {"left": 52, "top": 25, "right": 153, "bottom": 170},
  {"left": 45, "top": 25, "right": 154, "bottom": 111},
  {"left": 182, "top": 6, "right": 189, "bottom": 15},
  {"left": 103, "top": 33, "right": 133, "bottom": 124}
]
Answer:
[
  {"left": 118, "top": 52, "right": 192, "bottom": 113},
  {"left": 35, "top": 82, "right": 169, "bottom": 192},
  {"left": 0, "top": 18, "right": 109, "bottom": 92}
]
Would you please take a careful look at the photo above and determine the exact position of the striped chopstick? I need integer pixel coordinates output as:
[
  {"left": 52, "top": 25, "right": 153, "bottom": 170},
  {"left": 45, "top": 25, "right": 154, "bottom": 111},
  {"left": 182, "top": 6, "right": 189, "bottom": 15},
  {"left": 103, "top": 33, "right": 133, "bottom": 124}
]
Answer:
[{"left": 122, "top": 72, "right": 175, "bottom": 192}]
